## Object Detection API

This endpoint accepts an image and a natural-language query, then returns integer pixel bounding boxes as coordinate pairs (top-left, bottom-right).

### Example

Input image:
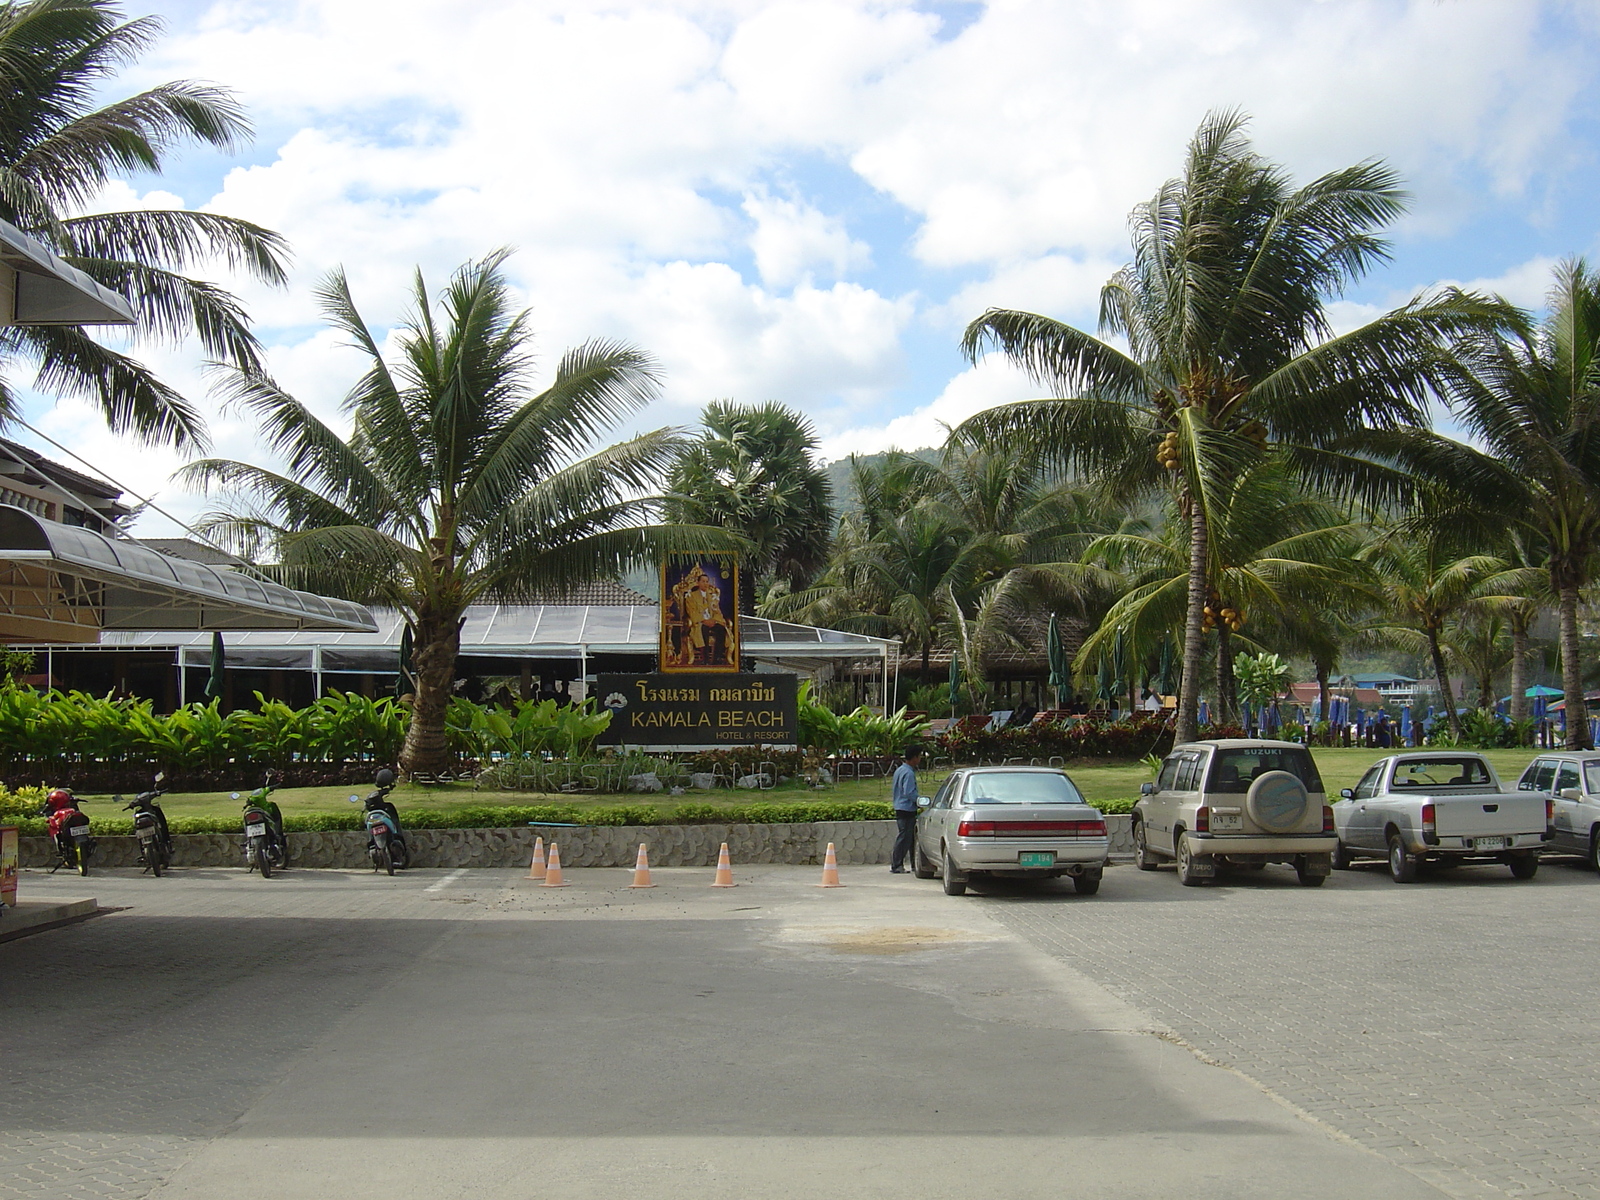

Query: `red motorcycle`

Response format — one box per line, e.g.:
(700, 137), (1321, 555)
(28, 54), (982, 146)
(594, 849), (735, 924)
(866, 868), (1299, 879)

(41, 788), (94, 876)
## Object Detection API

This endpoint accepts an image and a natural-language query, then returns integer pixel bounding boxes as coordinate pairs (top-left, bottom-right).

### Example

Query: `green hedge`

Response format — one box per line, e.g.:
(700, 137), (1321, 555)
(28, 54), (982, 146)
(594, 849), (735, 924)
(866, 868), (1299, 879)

(6, 797), (1139, 837)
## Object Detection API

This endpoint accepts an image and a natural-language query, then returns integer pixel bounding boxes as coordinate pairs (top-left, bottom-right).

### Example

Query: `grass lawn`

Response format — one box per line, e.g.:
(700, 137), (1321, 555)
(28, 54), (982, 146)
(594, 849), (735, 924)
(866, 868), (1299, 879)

(76, 744), (1547, 824)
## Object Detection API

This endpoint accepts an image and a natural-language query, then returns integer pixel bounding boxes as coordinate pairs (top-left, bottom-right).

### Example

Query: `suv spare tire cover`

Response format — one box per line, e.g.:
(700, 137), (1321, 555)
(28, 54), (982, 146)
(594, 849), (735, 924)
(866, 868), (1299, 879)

(1245, 770), (1310, 833)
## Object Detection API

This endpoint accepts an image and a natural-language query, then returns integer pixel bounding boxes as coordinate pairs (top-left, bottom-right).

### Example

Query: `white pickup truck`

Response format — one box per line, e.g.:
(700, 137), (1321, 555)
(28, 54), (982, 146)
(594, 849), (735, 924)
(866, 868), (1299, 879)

(1330, 752), (1552, 883)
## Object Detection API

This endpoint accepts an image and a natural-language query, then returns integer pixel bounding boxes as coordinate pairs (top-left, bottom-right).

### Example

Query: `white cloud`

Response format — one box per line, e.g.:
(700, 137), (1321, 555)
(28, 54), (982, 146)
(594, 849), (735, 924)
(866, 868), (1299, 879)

(818, 359), (1041, 459)
(742, 189), (870, 288)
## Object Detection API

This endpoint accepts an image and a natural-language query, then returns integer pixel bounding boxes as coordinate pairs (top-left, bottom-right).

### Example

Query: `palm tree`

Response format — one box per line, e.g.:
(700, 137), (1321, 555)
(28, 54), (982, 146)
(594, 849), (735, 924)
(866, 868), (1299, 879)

(959, 110), (1510, 743)
(0, 0), (287, 447)
(1359, 530), (1508, 740)
(181, 252), (720, 773)
(1445, 612), (1514, 711)
(666, 401), (833, 609)
(1074, 459), (1368, 725)
(1445, 259), (1600, 749)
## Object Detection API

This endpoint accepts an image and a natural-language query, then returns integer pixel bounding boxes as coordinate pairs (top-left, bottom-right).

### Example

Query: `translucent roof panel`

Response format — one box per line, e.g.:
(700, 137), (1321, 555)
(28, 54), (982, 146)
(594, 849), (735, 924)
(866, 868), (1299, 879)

(80, 603), (892, 663)
(0, 505), (376, 632)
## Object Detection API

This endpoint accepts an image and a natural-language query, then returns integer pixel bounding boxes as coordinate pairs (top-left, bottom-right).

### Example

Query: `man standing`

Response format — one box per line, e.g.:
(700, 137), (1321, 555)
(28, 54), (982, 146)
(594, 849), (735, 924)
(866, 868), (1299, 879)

(890, 745), (924, 874)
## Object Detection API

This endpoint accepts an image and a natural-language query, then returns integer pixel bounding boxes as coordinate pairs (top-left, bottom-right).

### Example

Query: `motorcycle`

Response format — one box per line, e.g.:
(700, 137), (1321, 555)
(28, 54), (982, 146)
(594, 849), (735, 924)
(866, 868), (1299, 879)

(235, 776), (287, 877)
(351, 768), (408, 875)
(117, 772), (174, 877)
(40, 788), (94, 876)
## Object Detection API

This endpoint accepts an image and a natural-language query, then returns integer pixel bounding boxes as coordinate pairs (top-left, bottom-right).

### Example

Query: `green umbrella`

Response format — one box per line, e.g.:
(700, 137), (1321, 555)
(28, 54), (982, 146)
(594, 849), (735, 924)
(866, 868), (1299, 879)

(1095, 653), (1116, 710)
(394, 623), (414, 699)
(948, 655), (961, 716)
(1109, 630), (1129, 712)
(1046, 613), (1071, 707)
(202, 631), (225, 702)
(1156, 636), (1178, 695)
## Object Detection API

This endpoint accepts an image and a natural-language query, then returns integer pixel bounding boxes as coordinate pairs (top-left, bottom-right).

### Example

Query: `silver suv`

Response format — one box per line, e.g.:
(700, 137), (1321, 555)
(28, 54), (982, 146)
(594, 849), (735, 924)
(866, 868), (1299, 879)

(1132, 739), (1336, 887)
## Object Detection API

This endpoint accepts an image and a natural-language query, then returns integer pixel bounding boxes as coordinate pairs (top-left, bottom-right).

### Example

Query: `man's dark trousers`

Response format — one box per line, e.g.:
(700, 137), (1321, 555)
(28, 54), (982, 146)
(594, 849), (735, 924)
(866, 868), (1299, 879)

(892, 809), (917, 870)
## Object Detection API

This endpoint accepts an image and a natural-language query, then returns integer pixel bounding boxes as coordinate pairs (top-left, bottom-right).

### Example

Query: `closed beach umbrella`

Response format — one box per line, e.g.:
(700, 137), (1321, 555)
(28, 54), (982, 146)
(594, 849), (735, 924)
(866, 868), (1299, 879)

(1046, 614), (1070, 707)
(1156, 637), (1178, 696)
(948, 655), (961, 715)
(395, 622), (414, 699)
(203, 631), (225, 702)
(1400, 705), (1412, 744)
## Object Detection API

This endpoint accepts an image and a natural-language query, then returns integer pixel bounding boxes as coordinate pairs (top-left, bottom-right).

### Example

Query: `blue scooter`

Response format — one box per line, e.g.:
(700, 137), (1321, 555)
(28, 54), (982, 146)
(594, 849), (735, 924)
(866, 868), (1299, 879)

(351, 768), (408, 875)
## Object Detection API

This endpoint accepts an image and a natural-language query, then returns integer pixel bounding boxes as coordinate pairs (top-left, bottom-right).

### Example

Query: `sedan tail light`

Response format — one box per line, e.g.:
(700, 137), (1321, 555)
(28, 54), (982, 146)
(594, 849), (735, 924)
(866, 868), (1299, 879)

(957, 819), (1107, 837)
(1421, 803), (1436, 836)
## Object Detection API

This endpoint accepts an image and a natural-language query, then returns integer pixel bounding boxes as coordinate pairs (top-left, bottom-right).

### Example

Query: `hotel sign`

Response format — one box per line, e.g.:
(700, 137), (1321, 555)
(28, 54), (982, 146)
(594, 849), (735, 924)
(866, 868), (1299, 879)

(595, 673), (797, 746)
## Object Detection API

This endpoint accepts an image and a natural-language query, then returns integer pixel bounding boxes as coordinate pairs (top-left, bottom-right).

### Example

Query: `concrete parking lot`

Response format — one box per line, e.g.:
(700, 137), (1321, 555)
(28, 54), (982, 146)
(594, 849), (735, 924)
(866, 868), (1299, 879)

(2, 855), (1594, 1199)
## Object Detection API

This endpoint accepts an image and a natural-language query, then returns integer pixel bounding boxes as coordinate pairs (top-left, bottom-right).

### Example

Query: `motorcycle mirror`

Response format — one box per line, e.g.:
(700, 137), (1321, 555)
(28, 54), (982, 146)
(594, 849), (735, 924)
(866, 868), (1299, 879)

(231, 792), (241, 800)
(154, 771), (166, 783)
(348, 794), (361, 803)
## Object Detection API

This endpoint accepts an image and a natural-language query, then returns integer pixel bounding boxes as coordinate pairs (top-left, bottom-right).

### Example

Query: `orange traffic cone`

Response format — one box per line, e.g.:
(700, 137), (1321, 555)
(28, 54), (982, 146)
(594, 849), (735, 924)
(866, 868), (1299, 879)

(628, 842), (656, 888)
(527, 835), (547, 880)
(710, 841), (736, 887)
(540, 841), (570, 887)
(817, 841), (843, 888)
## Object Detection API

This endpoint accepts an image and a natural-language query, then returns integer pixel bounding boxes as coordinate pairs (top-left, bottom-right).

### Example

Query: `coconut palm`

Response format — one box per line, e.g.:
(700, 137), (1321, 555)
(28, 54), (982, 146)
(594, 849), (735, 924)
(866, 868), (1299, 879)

(1358, 529), (1512, 740)
(1074, 460), (1368, 725)
(181, 252), (721, 773)
(1443, 259), (1600, 748)
(666, 400), (833, 608)
(0, 0), (288, 447)
(959, 109), (1511, 743)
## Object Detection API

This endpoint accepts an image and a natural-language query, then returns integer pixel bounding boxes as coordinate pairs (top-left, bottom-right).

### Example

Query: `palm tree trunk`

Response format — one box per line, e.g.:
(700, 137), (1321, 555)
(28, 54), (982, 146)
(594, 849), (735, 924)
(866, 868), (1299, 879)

(1557, 580), (1591, 751)
(1217, 624), (1238, 727)
(1427, 626), (1461, 739)
(1174, 497), (1209, 744)
(400, 608), (463, 775)
(1315, 658), (1332, 744)
(1510, 611), (1530, 726)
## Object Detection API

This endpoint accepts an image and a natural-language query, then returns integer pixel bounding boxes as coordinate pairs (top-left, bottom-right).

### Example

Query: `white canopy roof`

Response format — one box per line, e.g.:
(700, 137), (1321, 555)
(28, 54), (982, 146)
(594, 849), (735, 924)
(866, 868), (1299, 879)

(0, 505), (376, 634)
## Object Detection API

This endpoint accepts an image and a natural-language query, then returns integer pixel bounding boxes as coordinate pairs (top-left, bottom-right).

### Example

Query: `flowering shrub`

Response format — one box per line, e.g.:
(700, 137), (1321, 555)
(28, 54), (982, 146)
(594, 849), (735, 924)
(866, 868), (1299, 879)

(937, 713), (1173, 763)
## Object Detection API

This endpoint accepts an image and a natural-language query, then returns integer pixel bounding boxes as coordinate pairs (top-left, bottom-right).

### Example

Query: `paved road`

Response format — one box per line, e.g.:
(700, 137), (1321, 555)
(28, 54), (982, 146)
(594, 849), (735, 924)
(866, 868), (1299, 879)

(2, 861), (1443, 1200)
(978, 853), (1600, 1200)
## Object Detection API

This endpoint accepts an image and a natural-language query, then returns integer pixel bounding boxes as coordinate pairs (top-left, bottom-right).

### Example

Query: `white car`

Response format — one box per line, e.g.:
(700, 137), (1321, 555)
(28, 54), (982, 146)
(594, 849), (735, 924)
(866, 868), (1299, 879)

(1515, 753), (1600, 870)
(914, 766), (1109, 895)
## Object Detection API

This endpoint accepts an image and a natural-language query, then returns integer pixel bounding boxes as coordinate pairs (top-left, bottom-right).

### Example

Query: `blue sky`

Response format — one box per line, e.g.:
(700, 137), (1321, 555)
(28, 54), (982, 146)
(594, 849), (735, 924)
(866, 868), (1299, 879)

(16, 0), (1600, 534)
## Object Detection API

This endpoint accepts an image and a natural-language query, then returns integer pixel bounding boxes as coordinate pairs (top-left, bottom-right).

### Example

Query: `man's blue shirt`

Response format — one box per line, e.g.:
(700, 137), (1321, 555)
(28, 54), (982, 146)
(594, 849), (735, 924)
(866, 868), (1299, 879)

(891, 761), (919, 811)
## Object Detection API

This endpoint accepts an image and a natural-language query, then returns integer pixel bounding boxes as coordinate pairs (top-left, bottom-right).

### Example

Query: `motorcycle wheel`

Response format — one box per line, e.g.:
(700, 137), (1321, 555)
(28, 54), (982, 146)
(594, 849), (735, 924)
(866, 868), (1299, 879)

(149, 844), (163, 877)
(76, 846), (90, 876)
(257, 844), (273, 879)
(374, 845), (392, 875)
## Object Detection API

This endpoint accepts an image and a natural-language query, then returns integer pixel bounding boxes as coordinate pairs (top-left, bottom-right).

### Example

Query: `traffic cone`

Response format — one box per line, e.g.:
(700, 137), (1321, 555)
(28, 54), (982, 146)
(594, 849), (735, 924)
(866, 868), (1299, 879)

(710, 841), (736, 887)
(628, 842), (656, 888)
(526, 835), (547, 880)
(817, 841), (843, 888)
(540, 841), (570, 887)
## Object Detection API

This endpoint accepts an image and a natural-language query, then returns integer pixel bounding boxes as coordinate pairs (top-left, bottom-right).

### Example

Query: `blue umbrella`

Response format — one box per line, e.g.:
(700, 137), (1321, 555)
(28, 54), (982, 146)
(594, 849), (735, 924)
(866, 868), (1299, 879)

(1199, 700), (1209, 726)
(1533, 694), (1548, 721)
(1400, 705), (1412, 744)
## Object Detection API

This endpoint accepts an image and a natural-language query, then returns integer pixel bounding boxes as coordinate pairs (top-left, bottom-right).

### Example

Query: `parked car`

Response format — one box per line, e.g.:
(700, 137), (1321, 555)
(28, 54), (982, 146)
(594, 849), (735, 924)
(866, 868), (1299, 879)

(1331, 752), (1550, 883)
(1132, 739), (1335, 887)
(1513, 753), (1600, 870)
(914, 766), (1109, 896)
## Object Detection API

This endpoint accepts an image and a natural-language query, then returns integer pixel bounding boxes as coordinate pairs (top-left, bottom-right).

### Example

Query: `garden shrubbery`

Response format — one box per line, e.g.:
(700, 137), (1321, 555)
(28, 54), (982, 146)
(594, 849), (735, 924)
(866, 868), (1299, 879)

(937, 712), (1174, 762)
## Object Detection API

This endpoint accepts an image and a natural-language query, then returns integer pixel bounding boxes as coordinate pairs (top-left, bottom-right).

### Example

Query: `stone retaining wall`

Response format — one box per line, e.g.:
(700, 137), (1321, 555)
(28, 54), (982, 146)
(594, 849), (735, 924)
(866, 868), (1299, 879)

(20, 815), (1133, 870)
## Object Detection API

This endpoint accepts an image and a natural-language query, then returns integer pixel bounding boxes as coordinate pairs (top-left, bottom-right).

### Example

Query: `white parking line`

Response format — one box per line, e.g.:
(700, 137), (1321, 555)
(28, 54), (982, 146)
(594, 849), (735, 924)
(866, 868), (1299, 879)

(424, 868), (468, 893)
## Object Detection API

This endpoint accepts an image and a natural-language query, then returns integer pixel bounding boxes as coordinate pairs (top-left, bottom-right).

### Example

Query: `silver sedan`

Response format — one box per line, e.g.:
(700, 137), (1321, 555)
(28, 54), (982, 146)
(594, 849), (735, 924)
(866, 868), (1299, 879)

(914, 766), (1109, 895)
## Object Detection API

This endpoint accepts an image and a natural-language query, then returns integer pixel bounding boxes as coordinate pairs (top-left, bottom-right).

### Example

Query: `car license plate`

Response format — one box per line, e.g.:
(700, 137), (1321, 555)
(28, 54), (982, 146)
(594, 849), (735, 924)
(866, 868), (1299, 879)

(69, 826), (89, 838)
(1019, 851), (1055, 867)
(1211, 812), (1242, 831)
(1472, 836), (1505, 850)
